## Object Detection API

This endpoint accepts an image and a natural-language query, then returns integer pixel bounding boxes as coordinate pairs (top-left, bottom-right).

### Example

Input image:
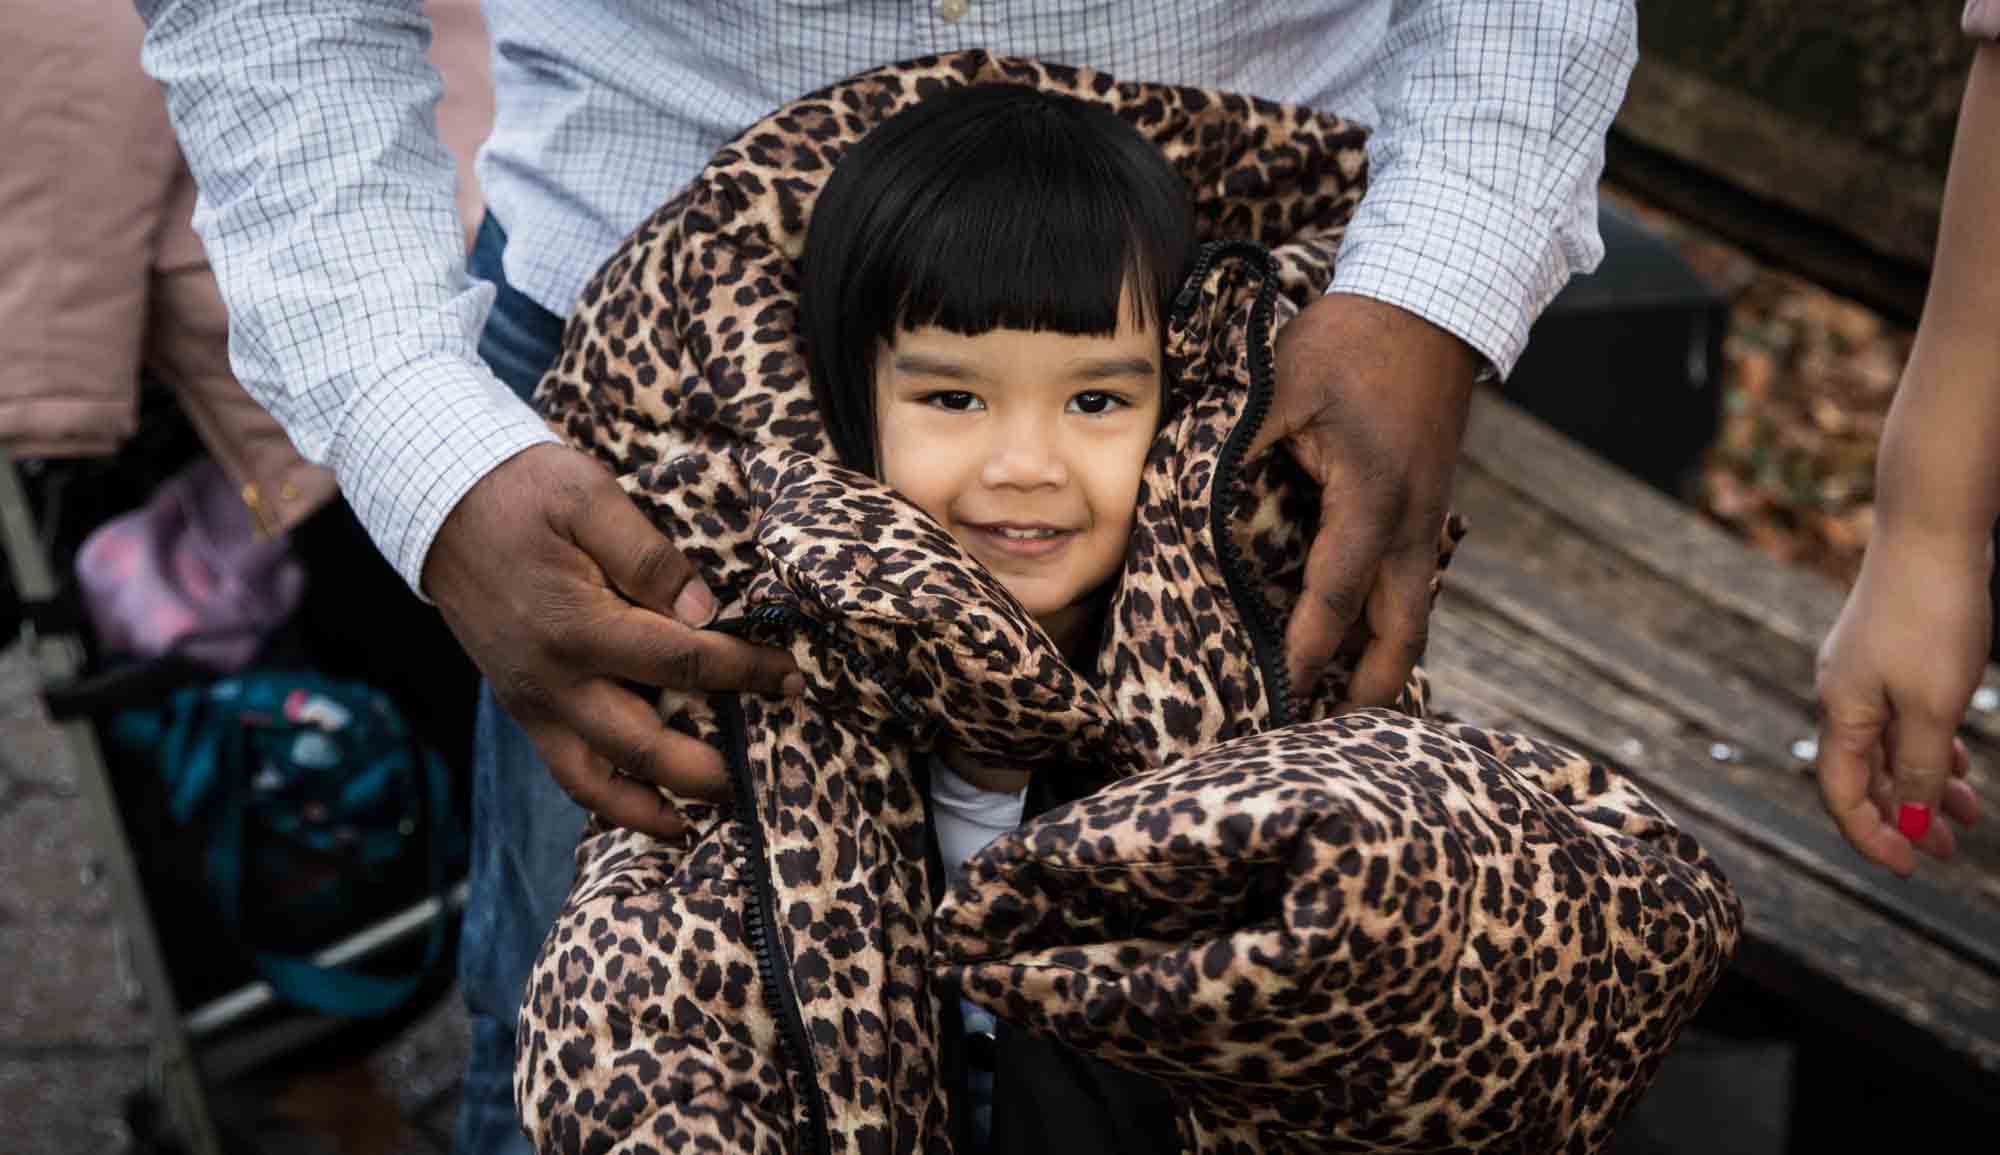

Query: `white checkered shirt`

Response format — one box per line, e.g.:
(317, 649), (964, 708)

(137, 0), (1636, 591)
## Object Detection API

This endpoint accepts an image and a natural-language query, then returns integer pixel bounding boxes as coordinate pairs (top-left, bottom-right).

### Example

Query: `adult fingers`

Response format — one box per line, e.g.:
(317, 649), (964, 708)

(568, 473), (718, 626)
(1287, 496), (1395, 697)
(529, 720), (690, 839)
(565, 478), (800, 695)
(577, 601), (801, 696)
(1341, 548), (1435, 710)
(563, 678), (733, 806)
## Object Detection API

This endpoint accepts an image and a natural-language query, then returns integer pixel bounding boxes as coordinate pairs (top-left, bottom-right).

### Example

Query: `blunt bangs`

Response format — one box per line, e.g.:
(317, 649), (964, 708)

(801, 83), (1194, 474)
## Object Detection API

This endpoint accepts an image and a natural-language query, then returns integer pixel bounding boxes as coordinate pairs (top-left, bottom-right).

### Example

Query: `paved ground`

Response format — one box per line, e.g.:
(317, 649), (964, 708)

(0, 643), (466, 1155)
(0, 638), (1794, 1154)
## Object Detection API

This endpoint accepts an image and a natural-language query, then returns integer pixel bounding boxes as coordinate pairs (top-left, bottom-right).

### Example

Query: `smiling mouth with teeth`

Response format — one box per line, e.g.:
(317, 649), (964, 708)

(991, 526), (1065, 540)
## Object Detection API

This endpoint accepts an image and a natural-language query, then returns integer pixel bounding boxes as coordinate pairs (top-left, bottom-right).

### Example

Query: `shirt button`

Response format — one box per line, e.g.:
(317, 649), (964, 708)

(939, 0), (969, 23)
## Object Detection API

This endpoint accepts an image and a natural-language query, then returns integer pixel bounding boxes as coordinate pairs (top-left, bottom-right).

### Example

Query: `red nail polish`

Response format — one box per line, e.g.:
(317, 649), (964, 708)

(1897, 803), (1933, 840)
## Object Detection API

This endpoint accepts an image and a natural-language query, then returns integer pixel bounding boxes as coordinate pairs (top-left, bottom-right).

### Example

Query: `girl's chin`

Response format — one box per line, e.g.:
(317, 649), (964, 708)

(1007, 588), (1098, 646)
(999, 584), (1077, 621)
(990, 564), (1116, 635)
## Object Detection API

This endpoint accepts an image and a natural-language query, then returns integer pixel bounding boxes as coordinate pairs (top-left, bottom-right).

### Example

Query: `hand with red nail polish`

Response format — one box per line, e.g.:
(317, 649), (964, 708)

(1813, 523), (1988, 876)
(1814, 522), (1986, 876)
(1813, 41), (2000, 876)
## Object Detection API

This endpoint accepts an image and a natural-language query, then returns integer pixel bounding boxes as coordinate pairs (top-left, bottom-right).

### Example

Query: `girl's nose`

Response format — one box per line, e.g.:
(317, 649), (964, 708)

(979, 437), (1069, 490)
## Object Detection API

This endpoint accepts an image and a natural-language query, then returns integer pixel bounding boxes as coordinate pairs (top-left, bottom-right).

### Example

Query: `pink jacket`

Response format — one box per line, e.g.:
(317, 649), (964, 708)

(0, 0), (493, 535)
(1971, 1), (2000, 39)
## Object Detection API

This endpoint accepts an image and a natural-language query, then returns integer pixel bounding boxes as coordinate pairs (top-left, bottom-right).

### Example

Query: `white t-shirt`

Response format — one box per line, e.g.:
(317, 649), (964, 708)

(932, 758), (1029, 885)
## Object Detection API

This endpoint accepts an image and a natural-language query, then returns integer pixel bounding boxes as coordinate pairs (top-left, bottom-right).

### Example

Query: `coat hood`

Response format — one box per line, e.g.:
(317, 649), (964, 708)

(535, 50), (1386, 780)
(521, 52), (1737, 1155)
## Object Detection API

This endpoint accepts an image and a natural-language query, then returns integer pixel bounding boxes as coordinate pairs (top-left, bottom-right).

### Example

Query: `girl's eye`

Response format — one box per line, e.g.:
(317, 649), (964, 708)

(1069, 391), (1127, 415)
(921, 390), (983, 412)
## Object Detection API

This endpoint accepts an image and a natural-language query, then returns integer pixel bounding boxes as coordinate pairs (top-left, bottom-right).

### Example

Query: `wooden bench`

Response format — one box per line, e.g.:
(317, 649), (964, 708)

(1431, 389), (2000, 1142)
(1607, 3), (1979, 327)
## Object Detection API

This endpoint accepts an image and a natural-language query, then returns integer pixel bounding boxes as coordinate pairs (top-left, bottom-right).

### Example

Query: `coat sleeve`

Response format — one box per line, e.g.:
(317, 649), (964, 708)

(935, 713), (1741, 1154)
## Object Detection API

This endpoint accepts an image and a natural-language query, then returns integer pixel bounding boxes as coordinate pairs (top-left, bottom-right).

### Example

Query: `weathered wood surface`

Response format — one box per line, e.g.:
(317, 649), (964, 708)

(1429, 390), (2000, 1102)
(1608, 1), (1978, 321)
(1618, 1), (1975, 268)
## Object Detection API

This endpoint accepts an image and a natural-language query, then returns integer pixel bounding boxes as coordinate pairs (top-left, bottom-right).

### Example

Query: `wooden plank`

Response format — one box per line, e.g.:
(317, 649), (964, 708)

(1458, 389), (2000, 758)
(1437, 394), (2000, 1091)
(1448, 464), (2000, 824)
(1460, 389), (1842, 648)
(1605, 3), (1976, 320)
(1431, 577), (2000, 973)
(1449, 467), (1809, 704)
(1657, 811), (2000, 1108)
(1441, 530), (2000, 852)
(1426, 604), (2000, 1086)
(1604, 133), (1931, 327)
(1614, 56), (1946, 272)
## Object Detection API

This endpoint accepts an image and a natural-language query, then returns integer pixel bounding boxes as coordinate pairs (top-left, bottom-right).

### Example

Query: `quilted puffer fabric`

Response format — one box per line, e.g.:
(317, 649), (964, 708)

(516, 51), (1740, 1155)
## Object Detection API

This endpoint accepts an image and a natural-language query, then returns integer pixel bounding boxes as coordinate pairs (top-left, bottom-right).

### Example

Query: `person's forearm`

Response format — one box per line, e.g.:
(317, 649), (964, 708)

(136, 0), (555, 588)
(1876, 42), (2000, 542)
(1328, 0), (1638, 377)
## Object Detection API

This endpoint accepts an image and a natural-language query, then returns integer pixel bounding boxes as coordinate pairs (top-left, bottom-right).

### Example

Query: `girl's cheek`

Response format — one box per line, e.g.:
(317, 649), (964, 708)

(879, 437), (964, 515)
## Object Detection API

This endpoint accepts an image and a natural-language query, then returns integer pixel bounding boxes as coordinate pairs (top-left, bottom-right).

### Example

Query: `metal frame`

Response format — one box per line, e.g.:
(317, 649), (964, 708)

(0, 450), (465, 1152)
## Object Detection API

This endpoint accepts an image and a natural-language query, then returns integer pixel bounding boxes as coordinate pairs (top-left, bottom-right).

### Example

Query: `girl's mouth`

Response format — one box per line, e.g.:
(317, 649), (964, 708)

(966, 522), (1080, 558)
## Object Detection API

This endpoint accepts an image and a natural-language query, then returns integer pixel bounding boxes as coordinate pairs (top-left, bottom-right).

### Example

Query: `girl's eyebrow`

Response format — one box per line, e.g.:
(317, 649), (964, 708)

(890, 352), (982, 381)
(1071, 356), (1158, 380)
(890, 352), (1156, 381)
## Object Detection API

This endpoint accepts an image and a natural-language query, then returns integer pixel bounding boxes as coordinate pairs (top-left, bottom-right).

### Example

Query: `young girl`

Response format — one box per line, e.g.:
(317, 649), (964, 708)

(799, 78), (1188, 870)
(520, 55), (1740, 1155)
(800, 81), (1193, 1149)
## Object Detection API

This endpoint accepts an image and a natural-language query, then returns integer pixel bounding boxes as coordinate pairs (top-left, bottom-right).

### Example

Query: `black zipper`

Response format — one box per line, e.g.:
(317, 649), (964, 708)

(710, 600), (931, 1155)
(714, 691), (830, 1155)
(1179, 239), (1298, 730)
(722, 602), (930, 726)
(710, 280), (1295, 1134)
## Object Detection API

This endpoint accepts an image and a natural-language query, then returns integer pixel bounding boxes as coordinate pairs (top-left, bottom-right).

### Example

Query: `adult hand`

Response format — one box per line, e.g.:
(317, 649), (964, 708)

(423, 444), (801, 836)
(1256, 292), (1479, 708)
(1815, 526), (1986, 875)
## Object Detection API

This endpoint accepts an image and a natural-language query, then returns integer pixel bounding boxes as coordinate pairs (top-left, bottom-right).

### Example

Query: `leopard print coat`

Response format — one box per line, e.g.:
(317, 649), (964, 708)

(516, 52), (1741, 1155)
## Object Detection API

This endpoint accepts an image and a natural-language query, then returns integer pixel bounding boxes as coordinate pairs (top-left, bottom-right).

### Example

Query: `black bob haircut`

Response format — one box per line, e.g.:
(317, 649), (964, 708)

(800, 82), (1196, 476)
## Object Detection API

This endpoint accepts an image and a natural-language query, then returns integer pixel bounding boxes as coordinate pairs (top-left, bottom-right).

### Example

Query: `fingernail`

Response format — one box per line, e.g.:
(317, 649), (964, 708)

(673, 580), (716, 626)
(782, 673), (805, 696)
(1897, 803), (1933, 840)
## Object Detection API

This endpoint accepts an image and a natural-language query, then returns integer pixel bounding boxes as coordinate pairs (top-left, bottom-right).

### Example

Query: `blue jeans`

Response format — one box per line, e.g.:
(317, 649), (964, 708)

(453, 215), (586, 1155)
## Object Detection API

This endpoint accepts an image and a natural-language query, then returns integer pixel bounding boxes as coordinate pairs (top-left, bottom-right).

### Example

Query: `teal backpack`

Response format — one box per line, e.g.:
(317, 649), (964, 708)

(108, 671), (465, 1017)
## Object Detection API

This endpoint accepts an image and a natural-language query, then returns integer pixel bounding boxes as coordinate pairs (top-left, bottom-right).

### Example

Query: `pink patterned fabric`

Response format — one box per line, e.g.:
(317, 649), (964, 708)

(76, 458), (305, 671)
(1970, 1), (2000, 40)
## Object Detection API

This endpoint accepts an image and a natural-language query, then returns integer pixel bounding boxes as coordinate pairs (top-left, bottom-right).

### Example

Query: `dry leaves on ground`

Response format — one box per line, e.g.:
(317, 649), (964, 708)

(1603, 186), (1912, 588)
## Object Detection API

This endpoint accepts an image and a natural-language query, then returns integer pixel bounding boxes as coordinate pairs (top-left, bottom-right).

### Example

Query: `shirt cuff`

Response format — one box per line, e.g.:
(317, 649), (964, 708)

(329, 353), (561, 598)
(1329, 167), (1600, 380)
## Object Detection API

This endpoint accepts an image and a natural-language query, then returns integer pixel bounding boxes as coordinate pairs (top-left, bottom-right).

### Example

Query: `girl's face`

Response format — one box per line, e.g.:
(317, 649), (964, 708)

(874, 287), (1162, 647)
